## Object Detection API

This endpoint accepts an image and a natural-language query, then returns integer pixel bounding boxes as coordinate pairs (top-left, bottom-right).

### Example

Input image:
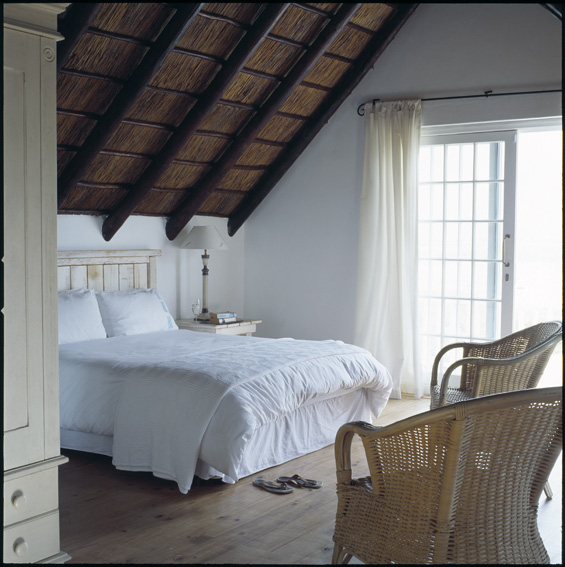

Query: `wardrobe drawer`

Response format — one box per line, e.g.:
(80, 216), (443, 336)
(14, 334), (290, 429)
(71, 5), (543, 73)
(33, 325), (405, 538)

(4, 467), (58, 526)
(3, 511), (60, 564)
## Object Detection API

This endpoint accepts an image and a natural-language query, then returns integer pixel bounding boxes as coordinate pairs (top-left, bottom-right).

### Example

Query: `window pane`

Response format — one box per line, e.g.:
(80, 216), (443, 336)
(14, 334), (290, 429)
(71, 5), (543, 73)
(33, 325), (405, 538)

(420, 334), (442, 374)
(431, 145), (444, 181)
(419, 223), (430, 258)
(444, 299), (457, 335)
(474, 222), (502, 260)
(429, 183), (444, 220)
(445, 145), (459, 181)
(445, 222), (472, 259)
(445, 261), (472, 298)
(445, 183), (473, 220)
(457, 301), (471, 336)
(476, 142), (503, 180)
(429, 222), (443, 258)
(418, 260), (430, 295)
(472, 301), (500, 340)
(446, 144), (473, 181)
(418, 294), (429, 322)
(427, 298), (442, 334)
(419, 184), (431, 219)
(419, 146), (431, 182)
(444, 299), (471, 336)
(419, 259), (443, 297)
(444, 184), (458, 220)
(475, 182), (503, 220)
(459, 144), (474, 181)
(420, 297), (442, 336)
(473, 262), (501, 300)
(428, 260), (442, 296)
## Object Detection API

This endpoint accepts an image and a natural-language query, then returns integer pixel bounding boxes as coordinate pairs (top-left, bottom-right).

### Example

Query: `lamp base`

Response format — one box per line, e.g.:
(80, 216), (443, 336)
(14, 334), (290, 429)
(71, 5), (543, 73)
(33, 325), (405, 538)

(197, 312), (210, 321)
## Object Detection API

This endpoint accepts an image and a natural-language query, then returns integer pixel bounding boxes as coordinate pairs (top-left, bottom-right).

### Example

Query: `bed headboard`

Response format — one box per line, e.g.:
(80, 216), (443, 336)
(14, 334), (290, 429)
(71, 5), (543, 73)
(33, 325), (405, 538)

(57, 249), (161, 291)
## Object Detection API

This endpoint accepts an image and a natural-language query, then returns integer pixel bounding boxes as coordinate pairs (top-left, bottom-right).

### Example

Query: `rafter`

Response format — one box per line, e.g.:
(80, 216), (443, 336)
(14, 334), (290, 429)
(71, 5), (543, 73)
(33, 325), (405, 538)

(57, 4), (204, 208)
(57, 3), (103, 71)
(102, 3), (289, 241)
(165, 2), (363, 241)
(227, 4), (419, 236)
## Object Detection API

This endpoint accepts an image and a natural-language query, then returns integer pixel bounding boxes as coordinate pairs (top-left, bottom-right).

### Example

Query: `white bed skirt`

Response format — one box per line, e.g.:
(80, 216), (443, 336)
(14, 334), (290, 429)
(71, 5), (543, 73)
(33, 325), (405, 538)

(61, 389), (371, 485)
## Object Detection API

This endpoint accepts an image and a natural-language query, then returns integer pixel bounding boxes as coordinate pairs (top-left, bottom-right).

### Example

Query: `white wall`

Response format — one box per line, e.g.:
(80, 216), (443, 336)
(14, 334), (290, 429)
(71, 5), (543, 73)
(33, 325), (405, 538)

(244, 3), (562, 341)
(57, 215), (245, 320)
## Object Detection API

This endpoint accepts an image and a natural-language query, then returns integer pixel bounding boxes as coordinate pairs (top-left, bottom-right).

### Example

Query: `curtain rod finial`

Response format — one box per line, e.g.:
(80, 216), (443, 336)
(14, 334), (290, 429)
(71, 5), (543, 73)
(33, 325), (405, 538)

(358, 98), (381, 116)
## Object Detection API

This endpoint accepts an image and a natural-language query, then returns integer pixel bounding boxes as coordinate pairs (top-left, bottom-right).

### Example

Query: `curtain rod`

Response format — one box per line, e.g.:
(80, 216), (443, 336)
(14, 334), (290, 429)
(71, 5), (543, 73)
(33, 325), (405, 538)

(357, 89), (562, 116)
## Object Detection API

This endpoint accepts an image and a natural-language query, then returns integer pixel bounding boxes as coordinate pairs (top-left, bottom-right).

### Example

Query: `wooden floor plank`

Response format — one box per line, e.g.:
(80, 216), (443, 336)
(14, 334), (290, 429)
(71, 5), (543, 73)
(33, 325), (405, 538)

(59, 396), (562, 564)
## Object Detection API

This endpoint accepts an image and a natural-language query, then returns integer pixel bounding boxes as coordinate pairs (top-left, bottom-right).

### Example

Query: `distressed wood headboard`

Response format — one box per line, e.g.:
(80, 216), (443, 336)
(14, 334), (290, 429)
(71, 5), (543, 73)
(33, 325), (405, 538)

(57, 249), (161, 291)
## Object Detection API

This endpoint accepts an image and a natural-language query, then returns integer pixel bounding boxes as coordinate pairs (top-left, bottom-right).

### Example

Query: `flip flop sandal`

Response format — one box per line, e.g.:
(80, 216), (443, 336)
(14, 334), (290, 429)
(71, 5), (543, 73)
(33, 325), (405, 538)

(253, 479), (294, 494)
(276, 474), (323, 489)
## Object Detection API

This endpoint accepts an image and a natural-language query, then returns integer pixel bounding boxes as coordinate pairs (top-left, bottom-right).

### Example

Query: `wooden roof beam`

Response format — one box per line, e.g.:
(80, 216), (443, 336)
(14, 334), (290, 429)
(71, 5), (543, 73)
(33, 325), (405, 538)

(102, 3), (289, 241)
(57, 3), (103, 71)
(165, 3), (363, 241)
(57, 4), (204, 208)
(227, 4), (419, 237)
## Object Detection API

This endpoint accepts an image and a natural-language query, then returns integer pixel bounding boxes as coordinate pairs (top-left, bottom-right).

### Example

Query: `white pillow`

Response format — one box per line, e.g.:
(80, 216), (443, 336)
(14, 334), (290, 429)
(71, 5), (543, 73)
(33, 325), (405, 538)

(96, 289), (178, 337)
(58, 288), (107, 344)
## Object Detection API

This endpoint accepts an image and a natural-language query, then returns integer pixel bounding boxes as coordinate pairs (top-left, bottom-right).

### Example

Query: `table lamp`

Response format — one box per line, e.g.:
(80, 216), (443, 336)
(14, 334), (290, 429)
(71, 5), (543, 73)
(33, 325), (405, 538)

(181, 225), (227, 320)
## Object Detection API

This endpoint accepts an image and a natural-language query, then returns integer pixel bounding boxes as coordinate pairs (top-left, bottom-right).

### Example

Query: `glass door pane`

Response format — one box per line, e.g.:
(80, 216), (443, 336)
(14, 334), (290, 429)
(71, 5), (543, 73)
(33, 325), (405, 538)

(514, 128), (563, 386)
(418, 131), (517, 384)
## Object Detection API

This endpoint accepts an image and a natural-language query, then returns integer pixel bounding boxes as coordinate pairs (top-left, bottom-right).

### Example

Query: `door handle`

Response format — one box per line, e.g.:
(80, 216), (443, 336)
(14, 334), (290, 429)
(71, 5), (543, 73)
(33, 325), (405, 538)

(502, 234), (510, 267)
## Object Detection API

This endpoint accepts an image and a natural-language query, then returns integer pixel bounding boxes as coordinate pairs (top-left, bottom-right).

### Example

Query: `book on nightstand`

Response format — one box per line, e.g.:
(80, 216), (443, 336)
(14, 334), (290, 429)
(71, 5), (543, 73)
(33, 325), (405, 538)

(210, 312), (238, 324)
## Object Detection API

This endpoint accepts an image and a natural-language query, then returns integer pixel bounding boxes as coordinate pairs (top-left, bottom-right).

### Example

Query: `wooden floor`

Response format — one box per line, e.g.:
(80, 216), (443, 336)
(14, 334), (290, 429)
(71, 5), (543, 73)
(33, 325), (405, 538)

(58, 396), (562, 564)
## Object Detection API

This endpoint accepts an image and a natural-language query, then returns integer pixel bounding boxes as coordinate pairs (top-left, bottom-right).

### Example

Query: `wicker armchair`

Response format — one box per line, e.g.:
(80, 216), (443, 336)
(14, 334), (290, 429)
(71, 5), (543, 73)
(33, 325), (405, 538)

(332, 387), (562, 565)
(430, 321), (562, 410)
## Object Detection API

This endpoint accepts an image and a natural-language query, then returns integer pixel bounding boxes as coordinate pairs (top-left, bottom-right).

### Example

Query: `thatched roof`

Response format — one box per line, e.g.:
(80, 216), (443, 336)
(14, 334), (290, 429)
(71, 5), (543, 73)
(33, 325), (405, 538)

(56, 3), (417, 240)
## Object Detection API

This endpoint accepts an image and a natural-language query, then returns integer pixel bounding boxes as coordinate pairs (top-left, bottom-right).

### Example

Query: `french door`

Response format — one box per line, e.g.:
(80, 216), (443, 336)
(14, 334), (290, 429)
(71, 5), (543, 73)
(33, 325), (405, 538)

(417, 131), (517, 379)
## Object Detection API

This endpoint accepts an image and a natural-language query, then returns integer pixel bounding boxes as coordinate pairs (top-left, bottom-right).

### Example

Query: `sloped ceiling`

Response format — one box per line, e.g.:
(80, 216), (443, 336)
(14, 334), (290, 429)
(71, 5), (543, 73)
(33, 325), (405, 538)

(56, 3), (417, 240)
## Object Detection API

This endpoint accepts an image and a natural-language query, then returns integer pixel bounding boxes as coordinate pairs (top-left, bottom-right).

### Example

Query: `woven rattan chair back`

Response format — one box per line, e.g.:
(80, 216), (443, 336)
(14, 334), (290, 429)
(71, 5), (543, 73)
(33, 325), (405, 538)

(333, 387), (562, 565)
(430, 321), (562, 409)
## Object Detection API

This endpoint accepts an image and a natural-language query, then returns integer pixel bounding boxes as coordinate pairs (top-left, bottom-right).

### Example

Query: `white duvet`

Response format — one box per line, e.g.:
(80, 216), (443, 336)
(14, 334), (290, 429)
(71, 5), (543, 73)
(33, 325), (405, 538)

(59, 330), (392, 493)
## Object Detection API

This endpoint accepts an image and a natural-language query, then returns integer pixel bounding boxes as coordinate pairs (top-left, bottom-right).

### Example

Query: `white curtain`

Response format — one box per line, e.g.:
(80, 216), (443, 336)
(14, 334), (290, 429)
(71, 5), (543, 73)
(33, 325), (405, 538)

(355, 100), (423, 399)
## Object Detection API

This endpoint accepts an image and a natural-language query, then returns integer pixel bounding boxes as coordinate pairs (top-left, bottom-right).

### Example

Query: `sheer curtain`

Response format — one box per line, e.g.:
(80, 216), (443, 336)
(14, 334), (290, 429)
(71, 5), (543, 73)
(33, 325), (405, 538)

(354, 100), (423, 398)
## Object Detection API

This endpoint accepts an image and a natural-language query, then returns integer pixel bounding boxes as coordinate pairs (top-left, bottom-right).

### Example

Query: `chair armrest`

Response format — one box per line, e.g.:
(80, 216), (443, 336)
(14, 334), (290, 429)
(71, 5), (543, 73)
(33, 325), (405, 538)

(430, 342), (471, 386)
(437, 354), (518, 403)
(335, 407), (459, 490)
(436, 357), (484, 404)
(334, 421), (383, 483)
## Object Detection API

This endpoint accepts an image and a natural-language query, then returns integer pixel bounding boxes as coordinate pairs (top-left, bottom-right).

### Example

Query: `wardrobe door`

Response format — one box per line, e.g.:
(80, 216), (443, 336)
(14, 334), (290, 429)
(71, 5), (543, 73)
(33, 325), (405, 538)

(3, 27), (47, 471)
(3, 4), (70, 563)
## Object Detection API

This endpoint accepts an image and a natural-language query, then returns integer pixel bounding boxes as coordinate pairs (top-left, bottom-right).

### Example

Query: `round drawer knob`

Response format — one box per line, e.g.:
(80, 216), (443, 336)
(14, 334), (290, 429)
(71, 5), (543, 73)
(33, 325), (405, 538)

(12, 491), (27, 509)
(14, 538), (29, 556)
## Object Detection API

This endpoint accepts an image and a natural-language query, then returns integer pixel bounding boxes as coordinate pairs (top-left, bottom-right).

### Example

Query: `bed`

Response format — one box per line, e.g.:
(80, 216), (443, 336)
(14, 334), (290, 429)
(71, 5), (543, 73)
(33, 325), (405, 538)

(57, 249), (393, 493)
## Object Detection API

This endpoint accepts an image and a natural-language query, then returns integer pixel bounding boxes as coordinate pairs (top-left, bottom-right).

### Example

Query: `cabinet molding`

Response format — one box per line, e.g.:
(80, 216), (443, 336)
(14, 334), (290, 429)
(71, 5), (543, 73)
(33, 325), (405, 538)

(3, 4), (67, 40)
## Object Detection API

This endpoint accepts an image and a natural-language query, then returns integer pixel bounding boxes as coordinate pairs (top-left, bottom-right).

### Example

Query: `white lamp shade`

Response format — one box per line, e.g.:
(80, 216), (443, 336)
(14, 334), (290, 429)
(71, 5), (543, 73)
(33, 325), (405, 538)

(181, 225), (227, 250)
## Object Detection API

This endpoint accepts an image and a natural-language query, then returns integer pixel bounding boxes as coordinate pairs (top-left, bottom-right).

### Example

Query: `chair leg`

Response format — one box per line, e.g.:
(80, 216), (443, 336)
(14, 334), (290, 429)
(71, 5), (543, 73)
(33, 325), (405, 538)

(332, 543), (352, 565)
(543, 481), (553, 499)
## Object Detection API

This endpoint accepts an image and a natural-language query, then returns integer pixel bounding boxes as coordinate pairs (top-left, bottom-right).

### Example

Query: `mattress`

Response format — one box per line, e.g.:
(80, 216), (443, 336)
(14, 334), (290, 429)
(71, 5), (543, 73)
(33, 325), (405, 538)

(59, 330), (392, 492)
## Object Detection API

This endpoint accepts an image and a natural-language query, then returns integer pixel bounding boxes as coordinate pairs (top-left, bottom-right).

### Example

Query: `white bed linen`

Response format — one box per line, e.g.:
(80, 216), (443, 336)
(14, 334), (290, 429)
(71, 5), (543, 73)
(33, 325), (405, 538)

(59, 330), (392, 493)
(60, 388), (371, 482)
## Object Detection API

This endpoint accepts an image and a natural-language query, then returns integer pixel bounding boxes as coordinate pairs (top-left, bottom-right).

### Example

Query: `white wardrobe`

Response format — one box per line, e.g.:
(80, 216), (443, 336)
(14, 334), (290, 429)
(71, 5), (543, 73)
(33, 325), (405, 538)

(3, 3), (70, 563)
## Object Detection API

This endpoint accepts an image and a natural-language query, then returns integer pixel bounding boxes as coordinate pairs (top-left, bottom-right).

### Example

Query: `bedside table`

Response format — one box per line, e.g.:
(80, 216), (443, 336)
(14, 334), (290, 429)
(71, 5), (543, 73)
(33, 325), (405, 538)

(176, 318), (262, 336)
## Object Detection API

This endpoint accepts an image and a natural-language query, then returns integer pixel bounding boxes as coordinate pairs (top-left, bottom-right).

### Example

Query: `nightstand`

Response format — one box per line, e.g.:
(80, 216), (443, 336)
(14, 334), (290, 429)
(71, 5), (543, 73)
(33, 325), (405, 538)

(176, 318), (262, 336)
